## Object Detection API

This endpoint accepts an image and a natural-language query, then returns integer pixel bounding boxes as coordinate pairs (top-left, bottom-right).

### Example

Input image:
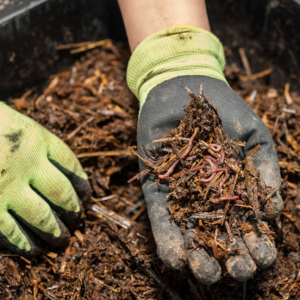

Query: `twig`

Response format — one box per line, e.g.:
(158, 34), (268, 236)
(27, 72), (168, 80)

(152, 137), (190, 143)
(92, 204), (132, 229)
(246, 145), (261, 158)
(77, 150), (132, 158)
(225, 221), (233, 243)
(238, 48), (252, 77)
(284, 82), (293, 105)
(66, 116), (94, 140)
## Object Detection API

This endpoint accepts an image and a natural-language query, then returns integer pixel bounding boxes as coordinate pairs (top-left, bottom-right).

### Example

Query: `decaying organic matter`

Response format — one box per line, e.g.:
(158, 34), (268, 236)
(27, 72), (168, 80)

(0, 41), (300, 299)
(130, 84), (277, 261)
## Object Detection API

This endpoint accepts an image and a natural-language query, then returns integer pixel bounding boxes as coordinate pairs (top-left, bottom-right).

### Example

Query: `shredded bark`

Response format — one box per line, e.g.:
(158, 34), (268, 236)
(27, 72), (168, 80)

(0, 41), (300, 299)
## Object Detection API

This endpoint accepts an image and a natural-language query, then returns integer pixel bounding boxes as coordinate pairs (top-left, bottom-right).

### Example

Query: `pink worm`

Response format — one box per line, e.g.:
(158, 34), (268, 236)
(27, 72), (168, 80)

(158, 159), (179, 179)
(181, 128), (198, 159)
(200, 158), (220, 183)
(228, 199), (244, 214)
(180, 165), (206, 176)
(216, 172), (230, 197)
(216, 196), (240, 201)
(209, 144), (222, 152)
(158, 128), (198, 179)
(200, 173), (216, 183)
(205, 157), (217, 169)
(212, 168), (227, 173)
(205, 156), (218, 164)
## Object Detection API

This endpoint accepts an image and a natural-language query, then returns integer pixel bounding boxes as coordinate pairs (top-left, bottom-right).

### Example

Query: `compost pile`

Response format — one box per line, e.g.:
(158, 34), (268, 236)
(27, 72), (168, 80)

(0, 41), (300, 299)
(130, 85), (275, 254)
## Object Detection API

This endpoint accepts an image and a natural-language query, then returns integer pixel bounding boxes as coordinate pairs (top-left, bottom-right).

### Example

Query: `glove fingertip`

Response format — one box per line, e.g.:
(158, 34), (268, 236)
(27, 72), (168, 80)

(49, 159), (91, 202)
(264, 193), (283, 221)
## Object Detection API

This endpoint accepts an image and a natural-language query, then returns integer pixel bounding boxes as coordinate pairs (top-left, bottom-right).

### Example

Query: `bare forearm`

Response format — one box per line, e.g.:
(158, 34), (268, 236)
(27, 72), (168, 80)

(118, 0), (210, 51)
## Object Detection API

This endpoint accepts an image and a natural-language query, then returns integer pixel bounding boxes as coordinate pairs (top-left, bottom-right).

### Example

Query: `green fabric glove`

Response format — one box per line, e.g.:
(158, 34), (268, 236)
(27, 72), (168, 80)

(0, 102), (91, 257)
(127, 26), (227, 109)
(127, 26), (282, 284)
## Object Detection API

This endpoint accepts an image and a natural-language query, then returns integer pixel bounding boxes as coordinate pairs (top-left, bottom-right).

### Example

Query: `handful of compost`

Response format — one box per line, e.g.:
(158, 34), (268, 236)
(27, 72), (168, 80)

(130, 84), (277, 260)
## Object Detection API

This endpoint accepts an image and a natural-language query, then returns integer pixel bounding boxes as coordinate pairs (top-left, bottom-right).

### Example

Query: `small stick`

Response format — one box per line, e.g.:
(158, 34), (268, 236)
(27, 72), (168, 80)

(189, 213), (223, 220)
(264, 188), (277, 201)
(284, 82), (293, 105)
(238, 48), (252, 77)
(92, 204), (132, 229)
(230, 167), (240, 196)
(246, 145), (261, 158)
(141, 145), (156, 160)
(216, 196), (240, 202)
(66, 116), (94, 140)
(225, 221), (233, 243)
(152, 137), (190, 143)
(199, 83), (204, 98)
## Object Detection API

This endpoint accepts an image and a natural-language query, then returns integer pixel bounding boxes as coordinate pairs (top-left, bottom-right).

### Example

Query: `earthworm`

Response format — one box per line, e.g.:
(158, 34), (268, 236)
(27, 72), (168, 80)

(205, 157), (217, 169)
(200, 173), (216, 183)
(205, 156), (218, 164)
(216, 172), (230, 197)
(180, 165), (206, 176)
(158, 159), (179, 179)
(237, 186), (248, 198)
(189, 165), (206, 172)
(200, 158), (219, 182)
(238, 188), (261, 199)
(158, 128), (198, 179)
(216, 196), (239, 201)
(228, 199), (245, 214)
(182, 128), (199, 158)
(209, 144), (222, 152)
(235, 199), (244, 205)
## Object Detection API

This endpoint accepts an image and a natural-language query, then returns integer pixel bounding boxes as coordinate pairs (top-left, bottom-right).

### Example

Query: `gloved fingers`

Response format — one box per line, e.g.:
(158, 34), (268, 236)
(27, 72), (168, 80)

(30, 159), (81, 226)
(251, 153), (283, 220)
(242, 220), (276, 269)
(183, 230), (221, 285)
(141, 178), (187, 270)
(0, 211), (44, 257)
(9, 185), (70, 248)
(218, 233), (256, 282)
(46, 132), (91, 202)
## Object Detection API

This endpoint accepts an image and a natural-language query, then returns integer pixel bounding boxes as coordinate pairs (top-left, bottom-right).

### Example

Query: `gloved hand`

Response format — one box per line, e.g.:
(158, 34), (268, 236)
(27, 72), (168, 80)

(127, 27), (283, 284)
(0, 102), (91, 257)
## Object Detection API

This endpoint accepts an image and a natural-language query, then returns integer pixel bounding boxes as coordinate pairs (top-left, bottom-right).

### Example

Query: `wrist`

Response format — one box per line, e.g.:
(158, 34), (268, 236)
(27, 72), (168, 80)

(127, 26), (227, 110)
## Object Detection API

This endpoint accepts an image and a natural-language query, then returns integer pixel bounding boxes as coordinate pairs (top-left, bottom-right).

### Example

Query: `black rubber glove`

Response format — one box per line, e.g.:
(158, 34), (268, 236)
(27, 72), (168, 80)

(137, 76), (282, 283)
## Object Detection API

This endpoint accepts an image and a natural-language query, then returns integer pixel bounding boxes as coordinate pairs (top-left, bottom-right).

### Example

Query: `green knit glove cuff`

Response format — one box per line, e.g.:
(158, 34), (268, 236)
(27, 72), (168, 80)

(127, 26), (228, 109)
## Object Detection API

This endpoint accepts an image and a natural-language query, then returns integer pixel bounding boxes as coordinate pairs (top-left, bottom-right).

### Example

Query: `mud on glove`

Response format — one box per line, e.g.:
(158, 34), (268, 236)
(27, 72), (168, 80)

(0, 102), (91, 257)
(127, 26), (282, 284)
